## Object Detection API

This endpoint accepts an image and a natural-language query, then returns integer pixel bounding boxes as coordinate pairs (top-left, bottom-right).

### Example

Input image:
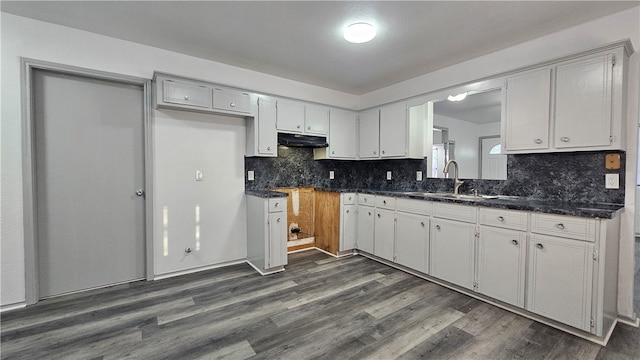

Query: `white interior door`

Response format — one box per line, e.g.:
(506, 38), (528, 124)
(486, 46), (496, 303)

(481, 137), (507, 179)
(34, 69), (146, 298)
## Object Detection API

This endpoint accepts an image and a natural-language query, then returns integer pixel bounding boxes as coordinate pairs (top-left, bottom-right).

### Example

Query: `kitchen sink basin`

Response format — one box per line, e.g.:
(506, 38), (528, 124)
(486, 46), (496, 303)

(425, 193), (486, 201)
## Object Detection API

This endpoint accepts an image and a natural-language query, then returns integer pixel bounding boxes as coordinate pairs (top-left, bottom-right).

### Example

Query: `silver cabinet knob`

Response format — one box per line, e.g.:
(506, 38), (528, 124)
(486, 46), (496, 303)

(332, 151), (335, 155)
(382, 150), (386, 154)
(377, 213), (381, 218)
(556, 223), (565, 230)
(277, 218), (281, 223)
(346, 210), (350, 214)
(364, 198), (367, 202)
(435, 224), (441, 231)
(368, 212), (371, 216)
(136, 189), (145, 196)
(348, 196), (352, 201)
(421, 222), (425, 228)
(230, 102), (235, 107)
(296, 124), (301, 129)
(274, 202), (279, 207)
(498, 216), (504, 222)
(536, 243), (544, 249)
(267, 146), (271, 151)
(560, 137), (570, 142)
(185, 247), (192, 253)
(511, 239), (518, 245)
(184, 95), (190, 101)
(383, 200), (387, 205)
(373, 151), (377, 155)
(534, 138), (542, 144)
(307, 126), (311, 130)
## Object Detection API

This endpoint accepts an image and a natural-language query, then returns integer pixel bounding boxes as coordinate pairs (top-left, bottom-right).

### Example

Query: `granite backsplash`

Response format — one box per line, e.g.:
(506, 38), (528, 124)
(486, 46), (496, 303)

(245, 146), (625, 205)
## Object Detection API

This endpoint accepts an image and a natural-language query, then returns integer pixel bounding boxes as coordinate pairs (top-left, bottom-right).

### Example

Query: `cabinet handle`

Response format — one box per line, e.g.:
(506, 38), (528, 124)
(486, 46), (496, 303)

(382, 150), (386, 154)
(297, 124), (301, 129)
(373, 151), (377, 155)
(497, 216), (504, 222)
(307, 126), (311, 130)
(511, 239), (518, 246)
(368, 212), (372, 216)
(274, 202), (279, 207)
(534, 138), (542, 144)
(364, 198), (367, 202)
(536, 243), (544, 249)
(332, 151), (335, 154)
(560, 137), (570, 142)
(230, 102), (235, 107)
(436, 225), (441, 231)
(383, 200), (387, 205)
(377, 213), (381, 218)
(184, 95), (190, 101)
(421, 222), (425, 228)
(267, 146), (271, 151)
(349, 196), (352, 201)
(277, 218), (281, 223)
(556, 223), (565, 230)
(346, 210), (350, 214)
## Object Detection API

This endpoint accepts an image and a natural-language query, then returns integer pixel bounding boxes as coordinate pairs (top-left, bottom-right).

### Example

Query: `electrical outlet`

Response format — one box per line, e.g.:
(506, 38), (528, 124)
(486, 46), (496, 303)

(386, 171), (392, 180)
(605, 173), (619, 189)
(416, 171), (423, 181)
(329, 171), (335, 179)
(247, 170), (255, 181)
(195, 169), (204, 181)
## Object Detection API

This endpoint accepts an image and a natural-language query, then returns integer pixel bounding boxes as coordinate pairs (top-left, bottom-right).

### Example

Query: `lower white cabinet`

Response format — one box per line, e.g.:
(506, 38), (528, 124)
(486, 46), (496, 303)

(246, 195), (288, 275)
(356, 204), (375, 253)
(527, 234), (594, 332)
(477, 226), (526, 307)
(430, 218), (476, 290)
(374, 208), (395, 261)
(395, 211), (429, 273)
(340, 193), (357, 251)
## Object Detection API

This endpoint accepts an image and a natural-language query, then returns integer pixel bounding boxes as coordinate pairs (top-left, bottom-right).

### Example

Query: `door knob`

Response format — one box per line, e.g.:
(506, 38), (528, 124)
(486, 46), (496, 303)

(136, 189), (145, 196)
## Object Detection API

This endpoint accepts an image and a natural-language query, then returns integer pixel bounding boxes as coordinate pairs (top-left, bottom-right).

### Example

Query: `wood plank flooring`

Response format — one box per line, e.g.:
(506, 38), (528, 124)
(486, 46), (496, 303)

(2, 249), (639, 359)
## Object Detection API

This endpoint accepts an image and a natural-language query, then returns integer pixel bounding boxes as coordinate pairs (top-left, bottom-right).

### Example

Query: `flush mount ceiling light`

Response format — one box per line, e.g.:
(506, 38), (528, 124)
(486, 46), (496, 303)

(447, 92), (468, 102)
(344, 22), (376, 43)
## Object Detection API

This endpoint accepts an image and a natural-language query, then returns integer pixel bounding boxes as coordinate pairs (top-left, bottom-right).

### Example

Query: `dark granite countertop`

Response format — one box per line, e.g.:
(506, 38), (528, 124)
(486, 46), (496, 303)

(245, 190), (288, 198)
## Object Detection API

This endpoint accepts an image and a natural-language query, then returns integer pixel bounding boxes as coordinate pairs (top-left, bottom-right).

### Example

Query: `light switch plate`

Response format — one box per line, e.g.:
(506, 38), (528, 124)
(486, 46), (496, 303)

(605, 173), (619, 189)
(329, 171), (335, 179)
(247, 170), (255, 181)
(416, 171), (423, 181)
(386, 171), (392, 180)
(195, 170), (204, 181)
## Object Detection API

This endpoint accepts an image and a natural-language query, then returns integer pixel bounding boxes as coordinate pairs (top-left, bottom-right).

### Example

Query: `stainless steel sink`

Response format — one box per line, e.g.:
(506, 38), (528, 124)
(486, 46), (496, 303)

(425, 193), (486, 201)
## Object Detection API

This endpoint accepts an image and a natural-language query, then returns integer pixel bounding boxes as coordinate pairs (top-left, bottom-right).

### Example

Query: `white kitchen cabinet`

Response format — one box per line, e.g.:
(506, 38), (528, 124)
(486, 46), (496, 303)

(356, 203), (375, 254)
(246, 195), (288, 275)
(379, 103), (408, 157)
(305, 105), (329, 135)
(503, 44), (629, 153)
(246, 97), (277, 157)
(358, 108), (380, 159)
(395, 211), (429, 274)
(340, 193), (357, 251)
(158, 77), (212, 110)
(477, 226), (526, 307)
(374, 207), (395, 262)
(276, 99), (305, 133)
(430, 217), (476, 290)
(213, 87), (251, 114)
(315, 109), (357, 159)
(503, 68), (552, 151)
(554, 53), (614, 149)
(527, 234), (594, 332)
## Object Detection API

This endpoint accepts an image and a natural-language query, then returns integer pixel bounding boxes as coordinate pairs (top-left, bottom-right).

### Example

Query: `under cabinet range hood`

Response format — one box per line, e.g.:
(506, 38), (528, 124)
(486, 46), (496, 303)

(277, 133), (328, 148)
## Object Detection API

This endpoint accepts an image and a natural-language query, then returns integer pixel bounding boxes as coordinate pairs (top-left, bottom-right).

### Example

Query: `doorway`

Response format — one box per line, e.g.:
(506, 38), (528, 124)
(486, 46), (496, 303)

(24, 61), (150, 301)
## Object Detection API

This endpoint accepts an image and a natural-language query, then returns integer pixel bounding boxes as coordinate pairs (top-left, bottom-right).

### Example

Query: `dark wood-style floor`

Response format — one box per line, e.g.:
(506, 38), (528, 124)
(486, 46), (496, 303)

(2, 249), (639, 360)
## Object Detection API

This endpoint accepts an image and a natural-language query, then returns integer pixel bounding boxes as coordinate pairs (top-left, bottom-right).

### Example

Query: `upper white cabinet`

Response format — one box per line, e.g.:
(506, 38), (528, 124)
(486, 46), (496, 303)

(503, 44), (628, 153)
(212, 87), (251, 114)
(315, 109), (357, 159)
(247, 97), (277, 157)
(305, 105), (330, 135)
(162, 78), (212, 109)
(379, 103), (408, 157)
(358, 108), (380, 159)
(276, 99), (305, 133)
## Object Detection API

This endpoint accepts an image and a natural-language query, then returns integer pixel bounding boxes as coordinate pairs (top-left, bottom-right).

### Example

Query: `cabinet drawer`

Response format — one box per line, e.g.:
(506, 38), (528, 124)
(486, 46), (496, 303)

(213, 88), (251, 114)
(432, 203), (477, 223)
(479, 208), (528, 231)
(342, 193), (356, 205)
(531, 213), (596, 241)
(376, 196), (396, 209)
(268, 198), (286, 213)
(358, 193), (375, 206)
(163, 79), (212, 108)
(396, 198), (431, 215)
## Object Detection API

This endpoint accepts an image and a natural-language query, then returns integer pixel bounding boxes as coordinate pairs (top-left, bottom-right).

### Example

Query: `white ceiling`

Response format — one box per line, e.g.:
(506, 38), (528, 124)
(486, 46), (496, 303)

(2, 1), (638, 95)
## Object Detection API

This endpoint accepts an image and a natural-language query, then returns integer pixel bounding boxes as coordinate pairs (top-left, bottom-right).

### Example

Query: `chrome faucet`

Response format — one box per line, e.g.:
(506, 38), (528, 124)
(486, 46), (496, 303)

(443, 160), (464, 195)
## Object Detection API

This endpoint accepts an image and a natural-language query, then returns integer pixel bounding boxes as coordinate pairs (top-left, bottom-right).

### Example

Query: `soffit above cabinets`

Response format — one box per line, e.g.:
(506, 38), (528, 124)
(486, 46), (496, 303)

(2, 1), (637, 95)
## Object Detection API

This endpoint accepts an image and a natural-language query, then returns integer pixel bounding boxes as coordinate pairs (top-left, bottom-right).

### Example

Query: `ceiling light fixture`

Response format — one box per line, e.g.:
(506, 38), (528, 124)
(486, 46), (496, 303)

(447, 92), (468, 102)
(344, 22), (376, 43)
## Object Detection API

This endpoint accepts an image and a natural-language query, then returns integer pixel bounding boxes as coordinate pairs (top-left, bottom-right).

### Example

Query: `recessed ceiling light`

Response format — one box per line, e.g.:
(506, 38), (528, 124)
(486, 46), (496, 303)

(447, 92), (468, 102)
(344, 22), (376, 43)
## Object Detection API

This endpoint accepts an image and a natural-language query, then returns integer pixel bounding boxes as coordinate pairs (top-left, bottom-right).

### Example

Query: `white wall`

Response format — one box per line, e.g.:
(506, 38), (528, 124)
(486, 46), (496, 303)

(0, 12), (357, 308)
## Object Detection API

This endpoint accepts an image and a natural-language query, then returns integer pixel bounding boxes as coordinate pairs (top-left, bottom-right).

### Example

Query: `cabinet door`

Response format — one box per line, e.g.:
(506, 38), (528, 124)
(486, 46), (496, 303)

(554, 53), (613, 149)
(503, 68), (551, 151)
(257, 98), (277, 156)
(374, 208), (396, 261)
(341, 204), (357, 251)
(356, 206), (375, 253)
(276, 99), (304, 133)
(327, 109), (357, 158)
(162, 79), (212, 109)
(305, 105), (329, 135)
(527, 234), (594, 332)
(396, 212), (429, 273)
(359, 108), (380, 158)
(268, 213), (287, 268)
(430, 218), (475, 290)
(213, 88), (251, 114)
(477, 227), (526, 307)
(379, 103), (407, 157)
